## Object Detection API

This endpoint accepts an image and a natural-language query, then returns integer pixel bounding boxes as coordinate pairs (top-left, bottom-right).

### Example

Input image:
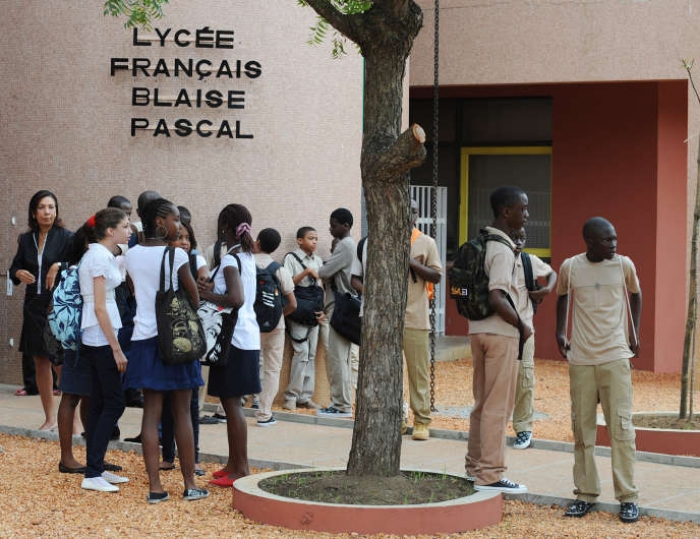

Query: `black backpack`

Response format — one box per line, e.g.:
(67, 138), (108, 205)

(254, 261), (283, 332)
(285, 252), (324, 327)
(448, 229), (514, 320)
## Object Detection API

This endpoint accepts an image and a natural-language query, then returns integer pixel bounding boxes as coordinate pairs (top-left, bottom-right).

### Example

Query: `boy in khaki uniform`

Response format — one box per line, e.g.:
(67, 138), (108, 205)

(556, 216), (641, 523)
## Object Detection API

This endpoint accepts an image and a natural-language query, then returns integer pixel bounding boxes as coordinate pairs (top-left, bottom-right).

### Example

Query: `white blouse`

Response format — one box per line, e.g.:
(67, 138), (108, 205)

(126, 245), (189, 341)
(212, 252), (260, 351)
(79, 243), (123, 347)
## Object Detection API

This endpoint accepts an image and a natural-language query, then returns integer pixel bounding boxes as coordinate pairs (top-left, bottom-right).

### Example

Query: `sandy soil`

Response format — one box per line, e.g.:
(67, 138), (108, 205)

(1, 357), (698, 538)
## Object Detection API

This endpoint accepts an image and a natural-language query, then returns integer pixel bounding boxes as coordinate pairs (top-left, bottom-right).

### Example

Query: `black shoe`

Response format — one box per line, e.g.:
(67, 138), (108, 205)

(110, 426), (120, 441)
(564, 500), (595, 518)
(58, 462), (86, 474)
(619, 502), (639, 523)
(104, 462), (122, 472)
(124, 434), (142, 444)
(199, 415), (220, 425)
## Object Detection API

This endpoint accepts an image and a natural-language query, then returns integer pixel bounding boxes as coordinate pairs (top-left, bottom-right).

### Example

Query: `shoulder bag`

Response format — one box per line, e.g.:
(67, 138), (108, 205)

(156, 247), (206, 365)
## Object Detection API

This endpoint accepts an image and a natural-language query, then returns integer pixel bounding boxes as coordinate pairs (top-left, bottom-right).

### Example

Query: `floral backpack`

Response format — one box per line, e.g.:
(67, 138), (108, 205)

(48, 265), (82, 351)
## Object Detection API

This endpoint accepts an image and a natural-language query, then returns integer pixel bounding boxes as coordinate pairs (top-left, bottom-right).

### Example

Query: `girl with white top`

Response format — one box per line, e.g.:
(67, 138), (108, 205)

(200, 203), (260, 487)
(78, 208), (131, 492)
(124, 198), (208, 503)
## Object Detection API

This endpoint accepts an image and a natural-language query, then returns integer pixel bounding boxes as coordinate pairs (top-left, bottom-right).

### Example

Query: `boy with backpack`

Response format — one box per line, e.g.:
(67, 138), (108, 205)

(452, 186), (532, 494)
(253, 228), (296, 426)
(282, 226), (325, 410)
(317, 208), (356, 418)
(508, 227), (556, 450)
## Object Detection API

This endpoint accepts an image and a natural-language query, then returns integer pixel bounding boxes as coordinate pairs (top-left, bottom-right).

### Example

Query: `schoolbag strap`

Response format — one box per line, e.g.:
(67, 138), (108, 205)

(286, 324), (312, 343)
(357, 236), (368, 263)
(159, 247), (169, 292)
(521, 252), (535, 291)
(209, 244), (241, 282)
(286, 251), (307, 270)
(619, 256), (638, 347)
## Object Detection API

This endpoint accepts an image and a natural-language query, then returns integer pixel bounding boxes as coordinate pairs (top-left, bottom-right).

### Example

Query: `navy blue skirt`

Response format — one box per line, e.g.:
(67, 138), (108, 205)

(207, 346), (261, 399)
(59, 349), (91, 396)
(124, 337), (203, 391)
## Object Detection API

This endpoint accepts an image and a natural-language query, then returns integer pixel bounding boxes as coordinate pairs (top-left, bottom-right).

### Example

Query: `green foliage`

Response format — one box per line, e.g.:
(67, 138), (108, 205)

(104, 0), (169, 30)
(298, 0), (373, 58)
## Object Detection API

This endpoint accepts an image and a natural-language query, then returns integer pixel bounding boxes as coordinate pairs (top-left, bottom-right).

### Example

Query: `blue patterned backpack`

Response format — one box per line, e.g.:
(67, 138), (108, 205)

(48, 265), (82, 351)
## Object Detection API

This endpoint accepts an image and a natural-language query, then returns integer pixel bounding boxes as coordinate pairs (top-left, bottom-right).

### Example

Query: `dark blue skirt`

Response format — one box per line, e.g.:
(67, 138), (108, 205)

(124, 337), (203, 391)
(207, 347), (261, 399)
(59, 349), (91, 397)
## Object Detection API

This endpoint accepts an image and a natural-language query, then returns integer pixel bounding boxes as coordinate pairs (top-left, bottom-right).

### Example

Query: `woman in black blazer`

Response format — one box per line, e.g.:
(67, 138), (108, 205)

(10, 190), (73, 430)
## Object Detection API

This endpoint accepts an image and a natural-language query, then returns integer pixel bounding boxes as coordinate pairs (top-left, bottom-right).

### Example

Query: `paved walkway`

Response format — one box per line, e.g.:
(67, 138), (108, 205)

(1, 384), (698, 524)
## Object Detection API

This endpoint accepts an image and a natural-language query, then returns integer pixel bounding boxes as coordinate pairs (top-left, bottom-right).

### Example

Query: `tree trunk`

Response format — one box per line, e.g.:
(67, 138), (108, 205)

(346, 5), (425, 477)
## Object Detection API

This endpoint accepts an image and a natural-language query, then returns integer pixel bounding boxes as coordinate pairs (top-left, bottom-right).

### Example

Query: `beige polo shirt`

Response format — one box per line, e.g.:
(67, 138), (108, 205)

(467, 226), (520, 339)
(556, 253), (640, 366)
(513, 252), (553, 329)
(405, 232), (442, 330)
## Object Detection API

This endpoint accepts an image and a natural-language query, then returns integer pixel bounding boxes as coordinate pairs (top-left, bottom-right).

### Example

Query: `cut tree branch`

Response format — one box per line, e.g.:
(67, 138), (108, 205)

(363, 124), (426, 182)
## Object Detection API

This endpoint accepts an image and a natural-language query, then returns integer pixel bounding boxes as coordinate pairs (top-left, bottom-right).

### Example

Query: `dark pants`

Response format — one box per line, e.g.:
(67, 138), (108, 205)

(161, 389), (200, 463)
(83, 345), (126, 478)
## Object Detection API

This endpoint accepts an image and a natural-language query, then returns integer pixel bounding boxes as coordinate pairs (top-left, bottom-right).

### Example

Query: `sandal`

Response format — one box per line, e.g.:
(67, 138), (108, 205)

(14, 388), (28, 396)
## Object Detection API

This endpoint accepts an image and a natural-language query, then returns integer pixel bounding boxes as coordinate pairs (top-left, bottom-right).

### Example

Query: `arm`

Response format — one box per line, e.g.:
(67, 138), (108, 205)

(351, 275), (364, 295)
(283, 292), (297, 317)
(528, 269), (557, 303)
(199, 265), (243, 309)
(93, 276), (128, 372)
(555, 294), (570, 358)
(408, 257), (441, 284)
(629, 291), (642, 357)
(177, 264), (200, 308)
(317, 241), (353, 280)
(10, 236), (36, 286)
(488, 289), (532, 340)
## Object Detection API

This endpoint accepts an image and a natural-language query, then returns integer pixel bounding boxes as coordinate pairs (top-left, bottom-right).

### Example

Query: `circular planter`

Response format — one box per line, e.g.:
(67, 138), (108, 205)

(233, 468), (503, 535)
(596, 412), (700, 457)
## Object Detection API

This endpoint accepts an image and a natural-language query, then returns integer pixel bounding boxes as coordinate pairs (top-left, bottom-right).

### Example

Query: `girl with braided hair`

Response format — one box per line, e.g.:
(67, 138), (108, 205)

(200, 203), (260, 487)
(123, 198), (208, 503)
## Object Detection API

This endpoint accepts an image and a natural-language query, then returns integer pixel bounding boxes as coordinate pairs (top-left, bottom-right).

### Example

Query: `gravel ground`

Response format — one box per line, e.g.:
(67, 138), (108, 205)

(1, 357), (698, 538)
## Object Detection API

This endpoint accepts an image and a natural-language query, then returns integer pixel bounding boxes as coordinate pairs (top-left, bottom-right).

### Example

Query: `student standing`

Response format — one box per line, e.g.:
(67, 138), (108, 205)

(203, 204), (260, 487)
(556, 217), (641, 523)
(79, 208), (132, 492)
(282, 227), (324, 410)
(509, 227), (557, 450)
(253, 228), (296, 426)
(317, 208), (356, 418)
(465, 186), (531, 494)
(124, 198), (208, 503)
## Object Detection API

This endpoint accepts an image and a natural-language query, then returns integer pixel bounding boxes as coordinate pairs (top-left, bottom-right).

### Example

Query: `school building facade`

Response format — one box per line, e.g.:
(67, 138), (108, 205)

(0, 1), (363, 386)
(408, 0), (697, 373)
(0, 0), (696, 384)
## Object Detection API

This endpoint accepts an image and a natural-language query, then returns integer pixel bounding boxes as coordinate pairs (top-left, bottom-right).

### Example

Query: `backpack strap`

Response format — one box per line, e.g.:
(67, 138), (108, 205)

(209, 244), (241, 282)
(265, 261), (282, 286)
(521, 252), (535, 292)
(286, 251), (307, 270)
(357, 236), (368, 263)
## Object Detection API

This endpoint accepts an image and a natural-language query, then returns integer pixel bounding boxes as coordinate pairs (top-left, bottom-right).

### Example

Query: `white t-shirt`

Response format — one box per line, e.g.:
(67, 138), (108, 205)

(79, 243), (124, 346)
(125, 245), (189, 341)
(212, 251), (260, 350)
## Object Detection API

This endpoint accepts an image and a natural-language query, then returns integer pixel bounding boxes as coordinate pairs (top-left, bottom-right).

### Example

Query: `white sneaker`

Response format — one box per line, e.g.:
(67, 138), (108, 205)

(82, 476), (119, 492)
(102, 471), (129, 484)
(513, 431), (533, 450)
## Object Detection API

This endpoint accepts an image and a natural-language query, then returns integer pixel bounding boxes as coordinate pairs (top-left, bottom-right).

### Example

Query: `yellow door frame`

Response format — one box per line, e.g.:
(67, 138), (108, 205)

(460, 146), (552, 258)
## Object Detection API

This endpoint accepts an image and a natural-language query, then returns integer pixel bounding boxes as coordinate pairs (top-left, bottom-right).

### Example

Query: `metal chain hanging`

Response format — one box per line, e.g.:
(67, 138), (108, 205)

(429, 0), (440, 412)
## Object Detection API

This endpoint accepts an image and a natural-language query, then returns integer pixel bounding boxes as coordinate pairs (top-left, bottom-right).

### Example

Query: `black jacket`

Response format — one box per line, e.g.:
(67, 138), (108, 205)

(10, 227), (74, 296)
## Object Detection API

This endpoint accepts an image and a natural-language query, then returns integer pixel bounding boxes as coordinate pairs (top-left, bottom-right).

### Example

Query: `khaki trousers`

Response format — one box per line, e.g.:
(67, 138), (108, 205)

(466, 333), (519, 485)
(255, 326), (285, 422)
(569, 358), (638, 503)
(323, 302), (353, 413)
(512, 335), (535, 433)
(284, 321), (319, 405)
(403, 328), (431, 426)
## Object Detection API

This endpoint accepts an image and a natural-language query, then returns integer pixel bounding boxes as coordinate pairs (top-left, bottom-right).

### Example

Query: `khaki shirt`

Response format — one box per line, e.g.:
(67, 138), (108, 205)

(467, 226), (520, 339)
(557, 253), (640, 366)
(405, 232), (442, 330)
